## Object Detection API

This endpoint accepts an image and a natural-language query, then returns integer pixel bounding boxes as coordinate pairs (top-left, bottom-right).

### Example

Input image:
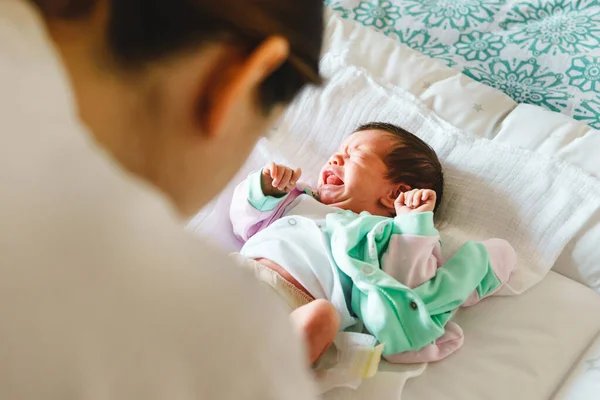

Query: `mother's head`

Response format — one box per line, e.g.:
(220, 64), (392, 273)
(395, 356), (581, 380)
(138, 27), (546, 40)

(35, 0), (323, 215)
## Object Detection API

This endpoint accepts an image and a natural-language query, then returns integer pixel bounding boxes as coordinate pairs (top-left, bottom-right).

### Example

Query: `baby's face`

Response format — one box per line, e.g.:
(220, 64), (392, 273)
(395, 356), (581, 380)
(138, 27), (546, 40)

(318, 129), (397, 216)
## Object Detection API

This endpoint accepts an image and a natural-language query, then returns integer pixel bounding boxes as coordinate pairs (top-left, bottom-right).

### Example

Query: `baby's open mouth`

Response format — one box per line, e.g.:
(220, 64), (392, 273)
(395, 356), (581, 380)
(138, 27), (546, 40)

(324, 170), (344, 186)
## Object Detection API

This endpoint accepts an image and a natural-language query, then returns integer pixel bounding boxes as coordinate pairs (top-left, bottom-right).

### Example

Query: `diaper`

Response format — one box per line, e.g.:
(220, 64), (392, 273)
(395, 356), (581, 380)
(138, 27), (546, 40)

(231, 254), (384, 393)
(230, 254), (313, 311)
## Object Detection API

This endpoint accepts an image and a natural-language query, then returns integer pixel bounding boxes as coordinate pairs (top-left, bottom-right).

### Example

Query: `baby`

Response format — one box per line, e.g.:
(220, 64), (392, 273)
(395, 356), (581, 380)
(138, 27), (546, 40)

(231, 122), (516, 365)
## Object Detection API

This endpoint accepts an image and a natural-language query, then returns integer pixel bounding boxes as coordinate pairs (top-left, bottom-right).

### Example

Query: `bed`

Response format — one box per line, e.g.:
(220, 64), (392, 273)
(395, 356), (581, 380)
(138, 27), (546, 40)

(188, 9), (600, 400)
(326, 0), (600, 130)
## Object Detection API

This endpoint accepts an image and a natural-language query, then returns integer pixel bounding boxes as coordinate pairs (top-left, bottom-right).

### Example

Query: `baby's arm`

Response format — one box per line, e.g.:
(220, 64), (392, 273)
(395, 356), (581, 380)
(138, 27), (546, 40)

(380, 189), (515, 363)
(380, 212), (442, 288)
(382, 189), (442, 287)
(412, 239), (516, 315)
(385, 189), (515, 296)
(230, 164), (301, 242)
(382, 217), (515, 310)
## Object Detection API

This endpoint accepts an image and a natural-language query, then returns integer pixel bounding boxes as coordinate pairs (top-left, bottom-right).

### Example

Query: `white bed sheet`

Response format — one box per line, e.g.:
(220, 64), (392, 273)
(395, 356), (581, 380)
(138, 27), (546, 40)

(554, 333), (600, 400)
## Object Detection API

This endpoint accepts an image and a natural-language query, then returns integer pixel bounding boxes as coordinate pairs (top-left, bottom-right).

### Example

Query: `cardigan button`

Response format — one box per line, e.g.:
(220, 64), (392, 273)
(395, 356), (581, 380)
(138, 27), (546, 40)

(409, 301), (418, 310)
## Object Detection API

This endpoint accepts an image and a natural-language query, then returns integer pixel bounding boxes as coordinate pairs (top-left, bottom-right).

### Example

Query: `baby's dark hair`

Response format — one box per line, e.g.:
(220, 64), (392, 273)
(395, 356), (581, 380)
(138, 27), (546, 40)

(355, 122), (444, 212)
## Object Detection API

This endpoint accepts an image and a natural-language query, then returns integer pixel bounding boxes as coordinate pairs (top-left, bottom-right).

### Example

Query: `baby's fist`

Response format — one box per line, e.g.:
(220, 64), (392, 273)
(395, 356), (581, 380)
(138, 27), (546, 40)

(261, 162), (302, 197)
(395, 189), (437, 216)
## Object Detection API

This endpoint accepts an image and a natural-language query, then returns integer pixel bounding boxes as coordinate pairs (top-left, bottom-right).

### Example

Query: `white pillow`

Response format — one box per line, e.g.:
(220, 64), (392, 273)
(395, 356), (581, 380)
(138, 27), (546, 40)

(494, 104), (600, 291)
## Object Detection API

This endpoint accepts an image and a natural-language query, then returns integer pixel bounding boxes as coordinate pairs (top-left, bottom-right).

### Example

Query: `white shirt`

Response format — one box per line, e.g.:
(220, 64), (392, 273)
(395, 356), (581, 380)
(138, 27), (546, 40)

(0, 1), (317, 399)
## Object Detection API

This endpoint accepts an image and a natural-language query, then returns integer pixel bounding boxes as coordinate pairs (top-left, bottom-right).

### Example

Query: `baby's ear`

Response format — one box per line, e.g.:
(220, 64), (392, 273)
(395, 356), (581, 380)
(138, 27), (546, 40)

(380, 183), (411, 210)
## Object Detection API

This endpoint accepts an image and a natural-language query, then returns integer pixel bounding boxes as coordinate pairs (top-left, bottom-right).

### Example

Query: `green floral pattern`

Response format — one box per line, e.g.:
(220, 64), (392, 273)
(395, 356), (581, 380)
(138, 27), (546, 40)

(402, 0), (506, 31)
(567, 56), (600, 92)
(388, 29), (456, 66)
(463, 58), (569, 111)
(502, 0), (600, 56)
(325, 0), (351, 17)
(573, 98), (600, 129)
(353, 1), (401, 29)
(327, 0), (600, 130)
(454, 31), (506, 61)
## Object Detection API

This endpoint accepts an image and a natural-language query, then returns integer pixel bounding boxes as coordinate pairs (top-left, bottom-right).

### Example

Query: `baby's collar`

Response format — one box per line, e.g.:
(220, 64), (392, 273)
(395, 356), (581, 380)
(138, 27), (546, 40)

(299, 184), (320, 201)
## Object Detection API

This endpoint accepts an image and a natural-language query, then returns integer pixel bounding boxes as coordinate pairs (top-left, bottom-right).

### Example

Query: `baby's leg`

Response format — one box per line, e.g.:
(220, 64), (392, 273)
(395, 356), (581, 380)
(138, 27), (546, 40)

(384, 322), (464, 364)
(462, 238), (516, 307)
(291, 299), (340, 365)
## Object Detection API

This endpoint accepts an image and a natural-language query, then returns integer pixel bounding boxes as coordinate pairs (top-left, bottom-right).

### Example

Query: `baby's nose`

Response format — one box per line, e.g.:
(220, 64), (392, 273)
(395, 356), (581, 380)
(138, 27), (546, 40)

(329, 154), (344, 166)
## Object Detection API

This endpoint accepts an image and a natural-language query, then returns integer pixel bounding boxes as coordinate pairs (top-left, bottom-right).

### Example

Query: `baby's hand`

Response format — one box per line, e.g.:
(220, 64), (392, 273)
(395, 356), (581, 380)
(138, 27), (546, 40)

(261, 162), (302, 197)
(395, 189), (437, 216)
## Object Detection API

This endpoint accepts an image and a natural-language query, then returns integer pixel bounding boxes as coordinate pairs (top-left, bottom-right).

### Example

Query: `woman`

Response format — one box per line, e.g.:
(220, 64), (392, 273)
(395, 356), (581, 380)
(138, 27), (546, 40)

(0, 0), (323, 398)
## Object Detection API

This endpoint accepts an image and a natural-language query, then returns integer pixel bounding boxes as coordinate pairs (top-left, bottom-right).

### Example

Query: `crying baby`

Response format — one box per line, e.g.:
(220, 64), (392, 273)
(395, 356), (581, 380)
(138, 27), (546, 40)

(230, 122), (516, 366)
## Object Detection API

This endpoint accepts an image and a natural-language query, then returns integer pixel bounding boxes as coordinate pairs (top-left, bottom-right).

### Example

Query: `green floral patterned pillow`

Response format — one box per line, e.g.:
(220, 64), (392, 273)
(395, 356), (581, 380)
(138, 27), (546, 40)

(325, 0), (600, 130)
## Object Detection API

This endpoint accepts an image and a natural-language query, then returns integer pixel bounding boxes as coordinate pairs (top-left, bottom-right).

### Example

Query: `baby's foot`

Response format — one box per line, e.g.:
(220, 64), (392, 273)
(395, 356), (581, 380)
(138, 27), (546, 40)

(384, 321), (464, 364)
